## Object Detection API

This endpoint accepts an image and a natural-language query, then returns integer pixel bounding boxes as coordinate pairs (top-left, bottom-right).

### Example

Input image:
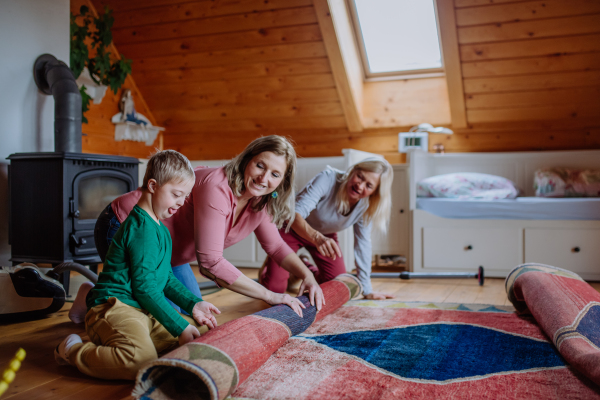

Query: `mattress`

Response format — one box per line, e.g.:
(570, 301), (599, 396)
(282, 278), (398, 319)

(416, 197), (600, 220)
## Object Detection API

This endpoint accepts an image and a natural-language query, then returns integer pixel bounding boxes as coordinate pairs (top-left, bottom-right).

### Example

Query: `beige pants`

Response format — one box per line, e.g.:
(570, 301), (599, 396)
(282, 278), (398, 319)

(70, 297), (206, 380)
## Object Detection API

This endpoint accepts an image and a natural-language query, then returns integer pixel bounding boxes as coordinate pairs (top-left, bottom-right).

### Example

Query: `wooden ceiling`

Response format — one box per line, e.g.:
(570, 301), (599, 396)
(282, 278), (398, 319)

(87, 0), (600, 160)
(91, 0), (364, 159)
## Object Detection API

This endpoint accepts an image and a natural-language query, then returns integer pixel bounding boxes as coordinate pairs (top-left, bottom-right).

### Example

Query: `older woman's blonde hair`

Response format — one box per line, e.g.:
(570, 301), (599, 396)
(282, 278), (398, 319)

(225, 135), (297, 230)
(335, 158), (393, 234)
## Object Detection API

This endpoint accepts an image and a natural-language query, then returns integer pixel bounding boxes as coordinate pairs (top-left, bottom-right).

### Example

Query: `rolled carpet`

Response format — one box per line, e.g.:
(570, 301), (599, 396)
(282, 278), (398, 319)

(506, 263), (600, 385)
(132, 274), (362, 400)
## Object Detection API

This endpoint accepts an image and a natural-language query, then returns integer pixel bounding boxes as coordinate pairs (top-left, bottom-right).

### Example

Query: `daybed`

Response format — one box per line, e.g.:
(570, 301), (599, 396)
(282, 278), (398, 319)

(408, 150), (600, 280)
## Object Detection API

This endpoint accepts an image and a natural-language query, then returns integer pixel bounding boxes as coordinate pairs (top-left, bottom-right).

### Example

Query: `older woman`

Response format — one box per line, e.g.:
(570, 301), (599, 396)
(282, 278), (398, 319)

(70, 136), (323, 323)
(260, 158), (395, 300)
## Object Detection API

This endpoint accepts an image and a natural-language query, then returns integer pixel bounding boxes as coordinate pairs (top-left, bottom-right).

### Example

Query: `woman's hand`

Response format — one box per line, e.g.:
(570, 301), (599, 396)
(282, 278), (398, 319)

(266, 292), (306, 317)
(364, 292), (395, 300)
(179, 324), (201, 346)
(313, 232), (342, 260)
(298, 275), (325, 311)
(192, 301), (221, 329)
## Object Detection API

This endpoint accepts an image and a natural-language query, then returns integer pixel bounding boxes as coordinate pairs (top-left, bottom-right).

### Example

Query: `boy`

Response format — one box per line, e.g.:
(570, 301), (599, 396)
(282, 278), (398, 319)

(54, 150), (220, 380)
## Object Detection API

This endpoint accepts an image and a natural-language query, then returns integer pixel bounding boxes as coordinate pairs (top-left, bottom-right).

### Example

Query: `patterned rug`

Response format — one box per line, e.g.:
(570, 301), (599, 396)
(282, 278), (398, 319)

(231, 301), (599, 399)
(133, 267), (600, 400)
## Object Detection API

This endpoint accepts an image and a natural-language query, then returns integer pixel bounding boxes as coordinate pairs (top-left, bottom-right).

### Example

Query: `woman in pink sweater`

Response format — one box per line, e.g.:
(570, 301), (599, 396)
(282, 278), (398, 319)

(70, 136), (323, 323)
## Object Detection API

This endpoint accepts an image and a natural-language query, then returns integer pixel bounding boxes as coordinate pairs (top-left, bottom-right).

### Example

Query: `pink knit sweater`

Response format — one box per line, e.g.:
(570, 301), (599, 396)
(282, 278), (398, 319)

(111, 166), (293, 284)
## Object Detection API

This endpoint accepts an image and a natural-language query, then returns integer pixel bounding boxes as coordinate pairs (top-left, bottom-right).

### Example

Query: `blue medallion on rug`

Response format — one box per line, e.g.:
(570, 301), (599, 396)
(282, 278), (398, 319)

(304, 324), (566, 381)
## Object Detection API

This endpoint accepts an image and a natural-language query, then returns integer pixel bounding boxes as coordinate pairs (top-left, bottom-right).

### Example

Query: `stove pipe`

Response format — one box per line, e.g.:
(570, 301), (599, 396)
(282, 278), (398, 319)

(33, 54), (82, 153)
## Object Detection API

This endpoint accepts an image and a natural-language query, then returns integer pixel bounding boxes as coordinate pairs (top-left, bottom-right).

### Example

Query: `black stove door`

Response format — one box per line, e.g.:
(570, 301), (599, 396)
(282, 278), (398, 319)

(71, 170), (136, 255)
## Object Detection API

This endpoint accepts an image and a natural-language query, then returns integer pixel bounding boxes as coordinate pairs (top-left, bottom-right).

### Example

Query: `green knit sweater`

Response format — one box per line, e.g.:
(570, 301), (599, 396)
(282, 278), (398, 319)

(87, 205), (202, 337)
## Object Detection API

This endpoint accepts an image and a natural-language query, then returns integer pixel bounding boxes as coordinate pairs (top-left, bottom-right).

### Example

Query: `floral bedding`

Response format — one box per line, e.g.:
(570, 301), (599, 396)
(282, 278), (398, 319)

(417, 173), (519, 200)
(534, 168), (600, 197)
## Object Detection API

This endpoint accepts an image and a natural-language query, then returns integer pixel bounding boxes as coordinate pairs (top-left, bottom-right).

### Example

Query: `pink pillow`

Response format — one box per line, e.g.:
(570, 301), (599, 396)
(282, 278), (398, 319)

(534, 168), (600, 197)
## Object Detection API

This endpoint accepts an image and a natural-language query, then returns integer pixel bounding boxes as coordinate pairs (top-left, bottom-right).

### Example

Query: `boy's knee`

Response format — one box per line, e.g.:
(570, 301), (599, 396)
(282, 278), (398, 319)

(122, 351), (157, 380)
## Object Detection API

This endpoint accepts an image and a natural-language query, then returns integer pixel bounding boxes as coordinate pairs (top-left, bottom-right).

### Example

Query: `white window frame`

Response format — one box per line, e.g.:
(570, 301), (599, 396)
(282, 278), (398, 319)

(347, 0), (445, 81)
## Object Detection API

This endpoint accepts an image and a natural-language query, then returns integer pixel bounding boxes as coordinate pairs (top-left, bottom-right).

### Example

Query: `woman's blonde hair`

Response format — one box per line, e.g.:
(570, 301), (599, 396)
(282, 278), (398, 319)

(335, 158), (393, 234)
(142, 149), (195, 189)
(225, 135), (297, 229)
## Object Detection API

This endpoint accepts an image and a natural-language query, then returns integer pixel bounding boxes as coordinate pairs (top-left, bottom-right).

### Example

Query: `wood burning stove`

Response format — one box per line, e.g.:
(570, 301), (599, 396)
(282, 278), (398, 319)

(8, 152), (138, 263)
(6, 54), (141, 295)
(7, 152), (138, 293)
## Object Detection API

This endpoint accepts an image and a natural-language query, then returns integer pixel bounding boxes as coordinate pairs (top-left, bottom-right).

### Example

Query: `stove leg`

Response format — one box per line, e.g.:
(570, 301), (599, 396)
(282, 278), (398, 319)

(55, 264), (71, 297)
(89, 264), (98, 275)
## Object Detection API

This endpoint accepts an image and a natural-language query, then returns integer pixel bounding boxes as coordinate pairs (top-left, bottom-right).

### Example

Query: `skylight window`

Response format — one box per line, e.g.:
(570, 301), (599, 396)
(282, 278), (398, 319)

(350, 0), (443, 78)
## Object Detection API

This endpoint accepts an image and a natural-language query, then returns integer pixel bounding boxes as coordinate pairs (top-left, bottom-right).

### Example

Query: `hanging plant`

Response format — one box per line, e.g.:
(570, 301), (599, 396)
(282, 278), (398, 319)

(70, 5), (132, 123)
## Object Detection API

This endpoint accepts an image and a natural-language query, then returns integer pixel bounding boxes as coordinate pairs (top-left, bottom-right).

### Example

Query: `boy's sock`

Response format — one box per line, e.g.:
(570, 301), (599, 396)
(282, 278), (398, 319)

(54, 334), (82, 366)
(68, 281), (94, 324)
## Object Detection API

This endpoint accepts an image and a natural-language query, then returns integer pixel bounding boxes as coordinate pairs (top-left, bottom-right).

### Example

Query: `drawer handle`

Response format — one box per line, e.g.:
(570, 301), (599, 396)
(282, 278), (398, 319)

(572, 247), (580, 253)
(465, 245), (473, 251)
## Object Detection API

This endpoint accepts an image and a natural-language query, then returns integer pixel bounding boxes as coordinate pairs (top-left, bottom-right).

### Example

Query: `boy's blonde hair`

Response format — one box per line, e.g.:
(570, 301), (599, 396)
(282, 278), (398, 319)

(225, 135), (297, 230)
(142, 150), (195, 189)
(335, 158), (393, 234)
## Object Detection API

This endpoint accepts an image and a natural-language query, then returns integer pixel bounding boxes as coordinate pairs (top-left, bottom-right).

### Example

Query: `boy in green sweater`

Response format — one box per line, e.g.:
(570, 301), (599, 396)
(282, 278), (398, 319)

(54, 150), (220, 380)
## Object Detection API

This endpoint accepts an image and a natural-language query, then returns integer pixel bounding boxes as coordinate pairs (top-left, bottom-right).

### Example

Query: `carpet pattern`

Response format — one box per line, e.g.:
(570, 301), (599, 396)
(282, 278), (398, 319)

(232, 301), (599, 400)
(132, 265), (600, 399)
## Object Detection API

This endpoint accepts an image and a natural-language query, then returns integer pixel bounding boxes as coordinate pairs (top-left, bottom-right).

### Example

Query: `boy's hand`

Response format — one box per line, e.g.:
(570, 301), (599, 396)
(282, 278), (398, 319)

(192, 301), (221, 330)
(179, 324), (201, 346)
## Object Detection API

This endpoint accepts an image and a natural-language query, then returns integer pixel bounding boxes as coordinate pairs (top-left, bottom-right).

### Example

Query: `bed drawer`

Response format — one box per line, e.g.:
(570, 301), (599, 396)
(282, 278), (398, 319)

(524, 228), (600, 275)
(422, 227), (521, 272)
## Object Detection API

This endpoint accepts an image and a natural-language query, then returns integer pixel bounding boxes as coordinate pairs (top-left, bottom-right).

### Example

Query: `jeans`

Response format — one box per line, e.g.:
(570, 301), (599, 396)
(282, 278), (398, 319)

(168, 263), (202, 313)
(94, 204), (202, 315)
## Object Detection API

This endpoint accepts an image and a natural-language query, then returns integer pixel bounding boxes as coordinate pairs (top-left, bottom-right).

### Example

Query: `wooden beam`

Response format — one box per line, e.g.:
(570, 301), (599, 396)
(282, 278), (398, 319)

(455, 0), (522, 7)
(466, 86), (600, 109)
(117, 25), (323, 59)
(429, 128), (600, 152)
(99, 0), (313, 26)
(436, 0), (468, 128)
(133, 42), (328, 72)
(462, 52), (600, 78)
(460, 33), (600, 62)
(463, 70), (600, 94)
(455, 0), (600, 27)
(112, 7), (318, 43)
(133, 58), (332, 86)
(313, 0), (363, 132)
(458, 14), (600, 45)
(467, 103), (600, 123)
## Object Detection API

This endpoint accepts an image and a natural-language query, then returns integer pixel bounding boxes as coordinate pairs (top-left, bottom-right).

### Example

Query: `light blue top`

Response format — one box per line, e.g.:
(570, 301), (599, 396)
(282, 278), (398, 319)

(296, 167), (373, 294)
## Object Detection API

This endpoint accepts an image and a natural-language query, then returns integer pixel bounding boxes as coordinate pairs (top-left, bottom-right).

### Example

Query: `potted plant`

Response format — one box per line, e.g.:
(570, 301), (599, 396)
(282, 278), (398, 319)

(70, 5), (132, 123)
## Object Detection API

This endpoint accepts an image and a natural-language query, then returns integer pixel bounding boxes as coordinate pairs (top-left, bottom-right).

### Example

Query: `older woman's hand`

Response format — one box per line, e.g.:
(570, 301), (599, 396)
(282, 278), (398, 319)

(364, 292), (395, 300)
(266, 292), (306, 317)
(298, 275), (325, 311)
(313, 232), (342, 260)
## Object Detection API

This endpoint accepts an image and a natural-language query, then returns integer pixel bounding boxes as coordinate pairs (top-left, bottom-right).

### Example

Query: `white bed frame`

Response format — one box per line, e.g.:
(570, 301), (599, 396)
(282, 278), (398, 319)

(408, 150), (600, 280)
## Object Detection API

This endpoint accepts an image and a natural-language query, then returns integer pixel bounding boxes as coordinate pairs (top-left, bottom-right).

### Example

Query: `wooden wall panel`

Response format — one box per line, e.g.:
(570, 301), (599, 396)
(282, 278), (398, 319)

(449, 0), (600, 153)
(87, 0), (600, 161)
(72, 0), (160, 158)
(92, 0), (378, 161)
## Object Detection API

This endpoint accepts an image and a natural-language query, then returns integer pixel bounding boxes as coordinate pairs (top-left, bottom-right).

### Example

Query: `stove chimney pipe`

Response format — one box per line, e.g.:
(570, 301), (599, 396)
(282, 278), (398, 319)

(33, 54), (82, 153)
